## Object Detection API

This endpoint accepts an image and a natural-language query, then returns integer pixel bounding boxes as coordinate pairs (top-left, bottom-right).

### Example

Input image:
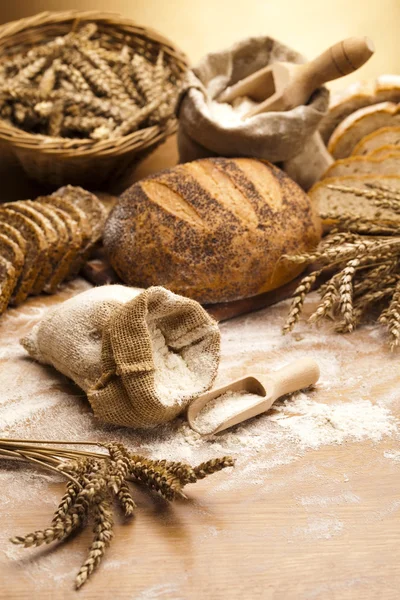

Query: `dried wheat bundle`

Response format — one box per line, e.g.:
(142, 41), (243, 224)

(283, 182), (400, 349)
(0, 22), (180, 140)
(0, 438), (233, 589)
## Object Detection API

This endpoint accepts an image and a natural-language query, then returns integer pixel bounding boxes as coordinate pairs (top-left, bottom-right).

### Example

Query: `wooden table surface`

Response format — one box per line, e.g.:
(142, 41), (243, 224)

(1, 282), (400, 600)
(0, 2), (400, 599)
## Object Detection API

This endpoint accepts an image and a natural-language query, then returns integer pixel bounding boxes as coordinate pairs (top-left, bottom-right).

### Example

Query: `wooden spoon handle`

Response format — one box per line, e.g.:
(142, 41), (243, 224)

(265, 358), (320, 399)
(298, 37), (375, 93)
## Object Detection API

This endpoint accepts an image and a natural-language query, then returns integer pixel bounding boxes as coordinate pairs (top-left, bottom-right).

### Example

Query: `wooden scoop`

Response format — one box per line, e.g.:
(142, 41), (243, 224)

(187, 358), (320, 435)
(218, 37), (374, 117)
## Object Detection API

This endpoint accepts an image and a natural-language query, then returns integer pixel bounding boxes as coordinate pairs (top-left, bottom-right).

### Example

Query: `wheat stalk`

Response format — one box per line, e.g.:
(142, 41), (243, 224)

(0, 22), (181, 140)
(283, 184), (400, 346)
(1, 438), (234, 590)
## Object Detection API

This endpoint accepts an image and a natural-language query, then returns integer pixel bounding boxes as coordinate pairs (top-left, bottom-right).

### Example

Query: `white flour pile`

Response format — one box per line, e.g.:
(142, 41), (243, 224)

(193, 390), (263, 434)
(149, 321), (208, 406)
(209, 96), (259, 127)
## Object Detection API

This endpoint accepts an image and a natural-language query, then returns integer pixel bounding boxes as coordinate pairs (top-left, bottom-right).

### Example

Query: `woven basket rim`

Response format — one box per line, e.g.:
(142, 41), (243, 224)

(0, 10), (189, 155)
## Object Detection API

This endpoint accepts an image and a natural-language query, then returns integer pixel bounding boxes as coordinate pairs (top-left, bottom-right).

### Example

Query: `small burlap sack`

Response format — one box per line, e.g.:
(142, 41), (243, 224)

(21, 285), (221, 428)
(176, 36), (332, 189)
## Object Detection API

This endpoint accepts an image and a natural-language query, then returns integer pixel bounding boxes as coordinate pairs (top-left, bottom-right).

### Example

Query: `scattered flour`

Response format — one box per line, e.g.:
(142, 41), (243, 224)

(292, 517), (344, 540)
(300, 492), (361, 507)
(384, 450), (400, 463)
(193, 390), (262, 434)
(209, 96), (259, 127)
(191, 389), (396, 444)
(2, 286), (400, 590)
(269, 395), (397, 448)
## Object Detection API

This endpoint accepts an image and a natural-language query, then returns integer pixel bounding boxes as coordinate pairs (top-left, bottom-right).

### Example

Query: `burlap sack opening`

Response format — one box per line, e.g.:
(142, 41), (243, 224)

(176, 36), (332, 189)
(21, 285), (221, 429)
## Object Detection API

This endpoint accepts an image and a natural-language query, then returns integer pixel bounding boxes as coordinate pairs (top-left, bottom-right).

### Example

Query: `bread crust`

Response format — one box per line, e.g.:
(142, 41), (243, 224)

(328, 102), (400, 159)
(351, 126), (400, 156)
(0, 256), (16, 315)
(369, 144), (400, 159)
(3, 202), (58, 296)
(323, 151), (400, 179)
(104, 158), (322, 303)
(0, 208), (47, 304)
(320, 75), (400, 143)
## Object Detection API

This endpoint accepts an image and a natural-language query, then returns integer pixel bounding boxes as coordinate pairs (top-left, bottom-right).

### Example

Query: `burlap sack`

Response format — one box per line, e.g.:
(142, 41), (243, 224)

(176, 36), (332, 189)
(21, 285), (221, 428)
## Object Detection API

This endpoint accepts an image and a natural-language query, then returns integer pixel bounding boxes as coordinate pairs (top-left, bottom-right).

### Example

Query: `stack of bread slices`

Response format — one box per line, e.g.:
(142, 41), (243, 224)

(312, 76), (400, 221)
(0, 186), (107, 315)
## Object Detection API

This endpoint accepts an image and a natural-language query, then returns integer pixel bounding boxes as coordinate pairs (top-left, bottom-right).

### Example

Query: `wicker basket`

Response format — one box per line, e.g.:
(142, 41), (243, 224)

(0, 11), (189, 188)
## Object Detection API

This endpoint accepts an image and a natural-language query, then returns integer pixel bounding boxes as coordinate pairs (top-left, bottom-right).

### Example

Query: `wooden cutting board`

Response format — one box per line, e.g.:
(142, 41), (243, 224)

(81, 253), (302, 322)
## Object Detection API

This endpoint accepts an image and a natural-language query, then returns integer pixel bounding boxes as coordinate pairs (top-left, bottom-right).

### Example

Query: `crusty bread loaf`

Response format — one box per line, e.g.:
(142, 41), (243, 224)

(104, 158), (322, 304)
(323, 152), (400, 178)
(319, 75), (400, 144)
(351, 126), (400, 156)
(309, 174), (400, 228)
(328, 102), (400, 159)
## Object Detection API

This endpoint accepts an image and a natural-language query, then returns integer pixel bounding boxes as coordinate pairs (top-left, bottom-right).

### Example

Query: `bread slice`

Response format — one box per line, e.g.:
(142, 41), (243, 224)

(53, 186), (107, 243)
(49, 186), (108, 277)
(369, 144), (400, 159)
(38, 195), (91, 278)
(2, 202), (58, 296)
(319, 75), (400, 144)
(40, 195), (92, 248)
(0, 209), (47, 305)
(328, 102), (400, 159)
(23, 201), (70, 292)
(0, 223), (27, 256)
(323, 152), (400, 178)
(351, 126), (400, 156)
(309, 174), (400, 226)
(0, 233), (25, 286)
(43, 206), (82, 293)
(0, 256), (16, 315)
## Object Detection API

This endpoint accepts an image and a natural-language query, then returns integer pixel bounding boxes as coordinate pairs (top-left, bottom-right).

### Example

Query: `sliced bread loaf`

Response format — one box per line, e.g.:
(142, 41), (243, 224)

(319, 75), (400, 144)
(0, 256), (16, 315)
(351, 126), (400, 156)
(0, 223), (27, 256)
(2, 202), (58, 296)
(42, 206), (82, 293)
(0, 209), (47, 305)
(323, 152), (400, 178)
(309, 174), (400, 225)
(0, 233), (25, 284)
(53, 186), (107, 243)
(328, 102), (400, 159)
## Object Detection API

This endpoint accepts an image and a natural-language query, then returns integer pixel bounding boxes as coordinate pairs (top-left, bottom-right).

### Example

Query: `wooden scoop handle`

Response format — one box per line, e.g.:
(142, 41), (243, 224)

(264, 358), (320, 400)
(293, 37), (374, 102)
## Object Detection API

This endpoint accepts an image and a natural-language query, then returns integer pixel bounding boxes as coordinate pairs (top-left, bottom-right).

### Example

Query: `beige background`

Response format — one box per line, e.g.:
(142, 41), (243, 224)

(0, 0), (399, 91)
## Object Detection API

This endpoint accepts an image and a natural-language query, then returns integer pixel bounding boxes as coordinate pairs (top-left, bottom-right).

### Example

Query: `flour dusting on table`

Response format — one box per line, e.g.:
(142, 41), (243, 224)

(1, 286), (399, 474)
(1, 285), (400, 589)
